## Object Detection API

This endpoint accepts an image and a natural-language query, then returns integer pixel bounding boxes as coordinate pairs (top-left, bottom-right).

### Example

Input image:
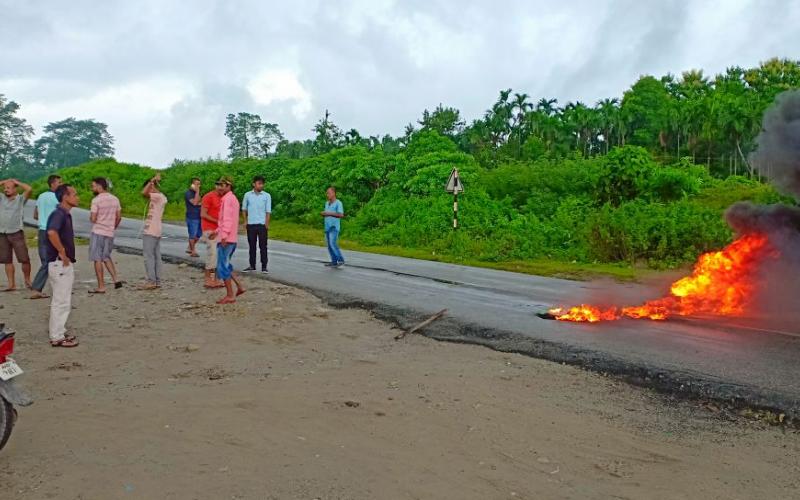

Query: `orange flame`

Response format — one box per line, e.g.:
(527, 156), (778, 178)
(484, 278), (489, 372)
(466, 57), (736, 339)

(549, 233), (775, 323)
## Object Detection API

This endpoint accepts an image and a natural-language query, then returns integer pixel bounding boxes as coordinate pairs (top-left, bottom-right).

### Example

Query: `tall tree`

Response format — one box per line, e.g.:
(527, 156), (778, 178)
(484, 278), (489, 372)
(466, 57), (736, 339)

(595, 98), (619, 154)
(620, 76), (672, 151)
(34, 117), (114, 169)
(225, 112), (283, 159)
(313, 109), (344, 154)
(418, 104), (466, 139)
(0, 94), (34, 172)
(511, 93), (532, 158)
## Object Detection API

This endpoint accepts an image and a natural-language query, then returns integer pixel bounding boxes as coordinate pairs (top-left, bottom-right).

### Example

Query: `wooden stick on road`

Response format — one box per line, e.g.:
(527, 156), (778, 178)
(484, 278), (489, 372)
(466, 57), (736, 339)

(394, 309), (448, 341)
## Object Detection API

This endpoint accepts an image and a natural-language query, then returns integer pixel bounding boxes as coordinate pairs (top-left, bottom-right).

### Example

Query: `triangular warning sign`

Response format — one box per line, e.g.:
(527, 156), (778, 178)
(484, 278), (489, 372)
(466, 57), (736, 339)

(445, 168), (464, 194)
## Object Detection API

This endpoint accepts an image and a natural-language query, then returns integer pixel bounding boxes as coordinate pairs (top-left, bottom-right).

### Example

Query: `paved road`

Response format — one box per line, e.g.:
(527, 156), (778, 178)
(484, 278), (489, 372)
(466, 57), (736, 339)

(23, 204), (800, 416)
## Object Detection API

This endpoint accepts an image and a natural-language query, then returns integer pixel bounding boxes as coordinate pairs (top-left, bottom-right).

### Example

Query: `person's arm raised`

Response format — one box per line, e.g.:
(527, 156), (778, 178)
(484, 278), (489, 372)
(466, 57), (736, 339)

(16, 180), (33, 200)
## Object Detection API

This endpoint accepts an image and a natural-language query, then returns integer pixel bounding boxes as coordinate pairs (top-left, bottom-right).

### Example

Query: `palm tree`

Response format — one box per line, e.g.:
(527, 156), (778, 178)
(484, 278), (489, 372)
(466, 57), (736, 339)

(511, 93), (532, 158)
(536, 98), (559, 116)
(595, 98), (619, 154)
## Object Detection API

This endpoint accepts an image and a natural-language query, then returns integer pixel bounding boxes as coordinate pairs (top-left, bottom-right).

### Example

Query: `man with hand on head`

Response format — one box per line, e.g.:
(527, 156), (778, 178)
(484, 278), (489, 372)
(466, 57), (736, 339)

(0, 178), (33, 291)
(241, 175), (271, 274)
(46, 184), (80, 348)
(185, 177), (202, 258)
(30, 175), (62, 299)
(89, 177), (122, 293)
(140, 173), (167, 290)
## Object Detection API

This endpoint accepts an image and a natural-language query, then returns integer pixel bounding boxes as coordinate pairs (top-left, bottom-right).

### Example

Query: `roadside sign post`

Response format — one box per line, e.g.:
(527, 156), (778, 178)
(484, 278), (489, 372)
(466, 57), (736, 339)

(445, 168), (464, 230)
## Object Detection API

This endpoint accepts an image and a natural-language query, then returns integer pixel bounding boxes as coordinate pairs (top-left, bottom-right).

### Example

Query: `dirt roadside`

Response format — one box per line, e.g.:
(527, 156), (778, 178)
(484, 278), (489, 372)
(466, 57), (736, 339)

(0, 254), (798, 499)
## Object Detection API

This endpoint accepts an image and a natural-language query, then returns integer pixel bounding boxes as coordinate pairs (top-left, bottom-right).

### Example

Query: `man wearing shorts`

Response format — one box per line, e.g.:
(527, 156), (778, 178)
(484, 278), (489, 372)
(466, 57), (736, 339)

(30, 174), (62, 299)
(0, 178), (33, 291)
(89, 177), (122, 293)
(200, 181), (224, 288)
(185, 177), (202, 257)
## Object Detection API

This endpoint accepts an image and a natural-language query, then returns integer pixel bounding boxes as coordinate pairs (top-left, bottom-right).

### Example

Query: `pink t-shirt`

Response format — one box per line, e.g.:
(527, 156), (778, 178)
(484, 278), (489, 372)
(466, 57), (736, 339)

(90, 192), (121, 238)
(143, 192), (168, 237)
(217, 191), (240, 243)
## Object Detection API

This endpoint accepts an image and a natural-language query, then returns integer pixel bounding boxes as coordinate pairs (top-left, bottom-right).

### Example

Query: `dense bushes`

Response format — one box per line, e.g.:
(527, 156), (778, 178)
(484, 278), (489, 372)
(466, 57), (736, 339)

(36, 137), (781, 269)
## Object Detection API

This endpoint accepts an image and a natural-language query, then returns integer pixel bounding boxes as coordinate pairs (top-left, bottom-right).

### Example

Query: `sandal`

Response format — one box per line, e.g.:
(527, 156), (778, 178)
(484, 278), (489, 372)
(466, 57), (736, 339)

(29, 292), (50, 300)
(114, 281), (124, 289)
(51, 338), (79, 348)
(216, 297), (236, 304)
(88, 289), (106, 294)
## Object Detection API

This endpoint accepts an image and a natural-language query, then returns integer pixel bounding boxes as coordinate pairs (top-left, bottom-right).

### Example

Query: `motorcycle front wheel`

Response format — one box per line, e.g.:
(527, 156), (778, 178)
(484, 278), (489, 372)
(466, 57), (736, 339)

(0, 397), (14, 451)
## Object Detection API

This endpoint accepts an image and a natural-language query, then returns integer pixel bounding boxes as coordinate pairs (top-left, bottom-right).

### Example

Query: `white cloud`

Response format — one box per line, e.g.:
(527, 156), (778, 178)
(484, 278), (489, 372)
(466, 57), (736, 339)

(246, 69), (313, 121)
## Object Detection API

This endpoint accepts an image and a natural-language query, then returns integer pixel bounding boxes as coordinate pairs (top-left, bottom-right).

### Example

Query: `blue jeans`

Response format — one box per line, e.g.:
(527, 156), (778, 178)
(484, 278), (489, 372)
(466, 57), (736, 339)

(326, 228), (344, 264)
(31, 230), (49, 292)
(186, 218), (202, 239)
(216, 243), (237, 281)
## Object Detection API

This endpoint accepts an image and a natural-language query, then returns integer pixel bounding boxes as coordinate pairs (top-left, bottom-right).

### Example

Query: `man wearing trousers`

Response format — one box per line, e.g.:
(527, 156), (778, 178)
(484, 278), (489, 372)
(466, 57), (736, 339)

(140, 174), (167, 289)
(321, 186), (345, 267)
(241, 175), (271, 274)
(30, 174), (62, 299)
(46, 184), (80, 348)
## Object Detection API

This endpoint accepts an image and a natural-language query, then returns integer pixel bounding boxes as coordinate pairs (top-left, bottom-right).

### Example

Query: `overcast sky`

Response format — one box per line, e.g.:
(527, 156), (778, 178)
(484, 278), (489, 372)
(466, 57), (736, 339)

(2, 0), (799, 167)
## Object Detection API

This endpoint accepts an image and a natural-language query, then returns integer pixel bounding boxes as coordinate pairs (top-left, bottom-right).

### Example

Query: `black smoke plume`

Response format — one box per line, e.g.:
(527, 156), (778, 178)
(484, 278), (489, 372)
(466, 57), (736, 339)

(725, 89), (800, 239)
(749, 89), (800, 199)
(725, 90), (800, 324)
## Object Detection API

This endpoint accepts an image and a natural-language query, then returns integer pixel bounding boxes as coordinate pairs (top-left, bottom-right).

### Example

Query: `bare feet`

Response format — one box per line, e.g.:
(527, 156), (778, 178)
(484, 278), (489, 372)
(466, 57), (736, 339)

(29, 291), (49, 300)
(216, 296), (236, 304)
(236, 288), (246, 297)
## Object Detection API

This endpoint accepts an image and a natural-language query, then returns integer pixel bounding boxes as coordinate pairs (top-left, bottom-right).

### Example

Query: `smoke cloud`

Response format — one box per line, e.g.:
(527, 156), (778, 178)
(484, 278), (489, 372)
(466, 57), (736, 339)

(750, 90), (800, 200)
(727, 90), (800, 240)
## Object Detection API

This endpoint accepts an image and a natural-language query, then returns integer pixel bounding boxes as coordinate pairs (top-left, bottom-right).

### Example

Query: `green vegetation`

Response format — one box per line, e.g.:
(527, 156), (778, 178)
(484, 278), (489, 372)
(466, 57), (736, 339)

(31, 140), (785, 279)
(14, 58), (800, 279)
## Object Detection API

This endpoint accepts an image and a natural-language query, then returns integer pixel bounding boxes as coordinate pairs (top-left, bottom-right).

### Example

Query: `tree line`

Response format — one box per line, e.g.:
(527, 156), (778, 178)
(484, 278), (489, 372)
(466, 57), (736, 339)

(225, 58), (800, 179)
(0, 96), (114, 180)
(4, 57), (799, 182)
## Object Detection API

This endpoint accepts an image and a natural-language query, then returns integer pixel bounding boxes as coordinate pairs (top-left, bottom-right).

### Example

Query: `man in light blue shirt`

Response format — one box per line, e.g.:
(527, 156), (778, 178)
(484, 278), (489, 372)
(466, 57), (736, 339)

(321, 186), (345, 267)
(241, 175), (272, 273)
(30, 174), (62, 298)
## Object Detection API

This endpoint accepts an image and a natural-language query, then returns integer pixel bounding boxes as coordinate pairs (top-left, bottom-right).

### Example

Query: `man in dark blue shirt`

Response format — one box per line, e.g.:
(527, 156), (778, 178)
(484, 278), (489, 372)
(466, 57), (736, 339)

(46, 184), (80, 348)
(185, 177), (202, 257)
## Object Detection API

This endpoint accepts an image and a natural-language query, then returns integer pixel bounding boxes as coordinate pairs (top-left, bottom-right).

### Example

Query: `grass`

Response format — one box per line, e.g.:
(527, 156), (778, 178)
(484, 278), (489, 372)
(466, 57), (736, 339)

(94, 200), (648, 282)
(267, 220), (647, 282)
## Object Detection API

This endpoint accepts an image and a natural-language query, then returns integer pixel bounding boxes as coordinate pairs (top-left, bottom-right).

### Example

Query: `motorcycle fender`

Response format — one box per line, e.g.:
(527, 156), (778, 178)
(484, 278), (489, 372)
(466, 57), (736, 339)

(0, 379), (33, 407)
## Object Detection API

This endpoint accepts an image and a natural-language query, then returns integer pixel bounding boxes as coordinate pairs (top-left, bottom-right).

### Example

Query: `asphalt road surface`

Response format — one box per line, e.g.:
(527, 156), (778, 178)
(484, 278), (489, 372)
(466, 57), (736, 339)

(23, 204), (800, 417)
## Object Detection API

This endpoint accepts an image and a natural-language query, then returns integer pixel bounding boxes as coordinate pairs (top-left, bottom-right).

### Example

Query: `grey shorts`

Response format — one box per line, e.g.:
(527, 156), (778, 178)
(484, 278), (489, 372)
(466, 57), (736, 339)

(0, 231), (30, 264)
(89, 233), (114, 262)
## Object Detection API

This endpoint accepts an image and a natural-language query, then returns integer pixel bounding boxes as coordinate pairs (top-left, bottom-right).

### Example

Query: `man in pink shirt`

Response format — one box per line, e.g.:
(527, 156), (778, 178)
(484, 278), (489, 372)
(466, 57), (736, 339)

(214, 176), (245, 304)
(89, 177), (122, 293)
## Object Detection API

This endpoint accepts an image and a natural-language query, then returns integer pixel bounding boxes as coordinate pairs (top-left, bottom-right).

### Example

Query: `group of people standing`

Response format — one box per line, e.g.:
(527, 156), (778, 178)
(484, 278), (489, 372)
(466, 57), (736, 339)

(0, 172), (346, 348)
